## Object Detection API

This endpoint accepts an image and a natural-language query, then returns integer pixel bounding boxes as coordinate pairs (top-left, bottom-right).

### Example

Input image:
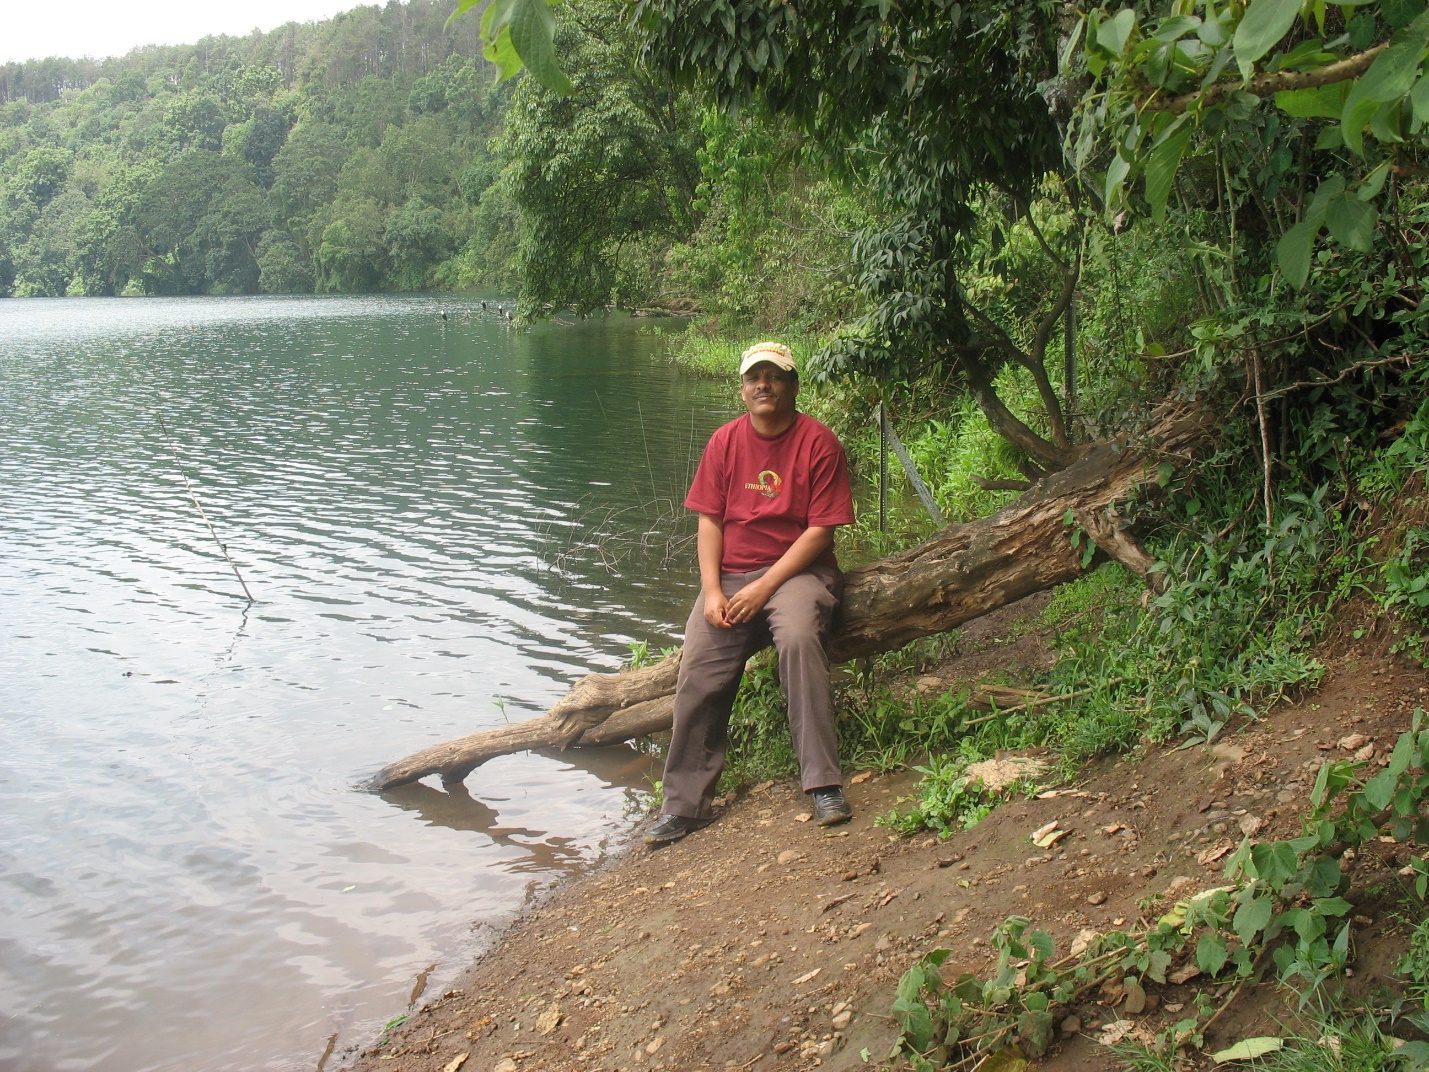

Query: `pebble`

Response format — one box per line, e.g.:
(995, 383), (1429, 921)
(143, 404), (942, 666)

(1087, 891), (1107, 905)
(1060, 1015), (1082, 1037)
(831, 1009), (853, 1030)
(494, 1061), (518, 1072)
(777, 850), (802, 865)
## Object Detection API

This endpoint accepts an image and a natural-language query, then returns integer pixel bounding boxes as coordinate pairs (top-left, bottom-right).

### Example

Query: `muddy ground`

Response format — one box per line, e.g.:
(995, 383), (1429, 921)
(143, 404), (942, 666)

(343, 602), (1429, 1072)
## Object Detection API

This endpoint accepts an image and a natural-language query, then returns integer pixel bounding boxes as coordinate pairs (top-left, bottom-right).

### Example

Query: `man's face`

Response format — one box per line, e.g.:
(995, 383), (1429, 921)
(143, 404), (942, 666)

(740, 362), (797, 423)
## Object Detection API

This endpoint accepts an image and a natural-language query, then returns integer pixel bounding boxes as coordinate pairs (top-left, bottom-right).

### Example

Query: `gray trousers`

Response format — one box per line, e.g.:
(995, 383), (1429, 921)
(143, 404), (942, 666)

(661, 565), (843, 819)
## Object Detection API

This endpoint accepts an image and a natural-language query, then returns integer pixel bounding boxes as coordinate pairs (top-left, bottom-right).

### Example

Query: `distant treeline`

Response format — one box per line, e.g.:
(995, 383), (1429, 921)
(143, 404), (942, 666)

(0, 0), (519, 297)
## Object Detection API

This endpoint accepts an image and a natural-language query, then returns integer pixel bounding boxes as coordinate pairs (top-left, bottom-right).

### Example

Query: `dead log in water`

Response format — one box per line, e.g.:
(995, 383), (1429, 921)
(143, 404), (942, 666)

(371, 407), (1210, 790)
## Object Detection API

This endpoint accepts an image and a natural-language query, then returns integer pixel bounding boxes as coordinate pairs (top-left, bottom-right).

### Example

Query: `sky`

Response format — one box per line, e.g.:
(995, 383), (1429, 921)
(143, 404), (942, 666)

(3, 0), (374, 65)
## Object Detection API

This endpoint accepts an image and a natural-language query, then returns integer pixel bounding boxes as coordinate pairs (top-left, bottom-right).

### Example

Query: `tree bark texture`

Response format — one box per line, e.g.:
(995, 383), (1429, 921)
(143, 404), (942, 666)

(370, 406), (1211, 791)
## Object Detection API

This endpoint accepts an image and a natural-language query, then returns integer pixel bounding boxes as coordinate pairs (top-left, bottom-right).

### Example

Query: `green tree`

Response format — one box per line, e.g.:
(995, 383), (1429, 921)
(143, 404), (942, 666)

(13, 146), (71, 206)
(256, 229), (313, 293)
(10, 187), (90, 295)
(636, 0), (1078, 472)
(134, 149), (269, 293)
(0, 0), (510, 298)
(270, 121), (350, 220)
(503, 0), (703, 314)
(312, 196), (386, 290)
(160, 92), (228, 153)
(383, 199), (454, 289)
(234, 105), (291, 187)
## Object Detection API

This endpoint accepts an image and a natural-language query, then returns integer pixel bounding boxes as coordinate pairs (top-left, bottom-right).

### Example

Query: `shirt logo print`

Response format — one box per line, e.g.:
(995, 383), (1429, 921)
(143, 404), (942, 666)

(744, 469), (783, 498)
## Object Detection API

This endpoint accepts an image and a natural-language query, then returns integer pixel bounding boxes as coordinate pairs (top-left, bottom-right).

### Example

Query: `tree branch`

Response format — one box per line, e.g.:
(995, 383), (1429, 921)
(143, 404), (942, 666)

(1024, 210), (1082, 450)
(1072, 505), (1166, 592)
(1144, 43), (1389, 115)
(971, 475), (1034, 492)
(959, 348), (1079, 470)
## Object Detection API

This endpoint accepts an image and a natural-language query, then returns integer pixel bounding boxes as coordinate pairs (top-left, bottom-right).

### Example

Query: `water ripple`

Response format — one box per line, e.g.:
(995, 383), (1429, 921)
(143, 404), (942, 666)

(0, 295), (727, 1072)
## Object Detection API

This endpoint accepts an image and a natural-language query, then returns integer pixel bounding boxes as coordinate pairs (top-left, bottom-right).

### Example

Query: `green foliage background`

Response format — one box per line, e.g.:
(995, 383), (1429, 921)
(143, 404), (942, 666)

(0, 0), (518, 297)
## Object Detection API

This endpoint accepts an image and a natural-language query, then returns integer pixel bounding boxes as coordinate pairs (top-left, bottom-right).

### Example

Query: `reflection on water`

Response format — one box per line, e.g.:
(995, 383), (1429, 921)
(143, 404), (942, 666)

(0, 295), (731, 1072)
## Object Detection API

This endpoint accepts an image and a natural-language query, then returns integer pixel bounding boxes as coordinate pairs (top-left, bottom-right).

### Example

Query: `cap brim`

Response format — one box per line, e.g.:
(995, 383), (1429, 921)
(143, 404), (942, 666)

(738, 353), (798, 376)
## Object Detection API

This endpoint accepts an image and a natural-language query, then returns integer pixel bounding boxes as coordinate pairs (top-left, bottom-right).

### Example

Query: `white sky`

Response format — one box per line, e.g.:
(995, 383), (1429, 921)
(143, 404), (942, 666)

(3, 0), (375, 65)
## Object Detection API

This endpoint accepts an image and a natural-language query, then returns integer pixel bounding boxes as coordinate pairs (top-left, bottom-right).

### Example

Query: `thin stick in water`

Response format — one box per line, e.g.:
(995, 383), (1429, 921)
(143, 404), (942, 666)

(156, 414), (256, 604)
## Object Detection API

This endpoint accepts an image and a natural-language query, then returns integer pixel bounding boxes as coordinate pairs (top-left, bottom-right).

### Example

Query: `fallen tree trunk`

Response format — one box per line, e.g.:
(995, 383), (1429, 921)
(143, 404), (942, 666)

(371, 405), (1211, 790)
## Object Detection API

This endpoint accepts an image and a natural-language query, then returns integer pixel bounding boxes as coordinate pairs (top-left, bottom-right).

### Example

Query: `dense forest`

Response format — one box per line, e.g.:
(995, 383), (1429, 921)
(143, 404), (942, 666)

(0, 0), (861, 322)
(0, 0), (521, 297)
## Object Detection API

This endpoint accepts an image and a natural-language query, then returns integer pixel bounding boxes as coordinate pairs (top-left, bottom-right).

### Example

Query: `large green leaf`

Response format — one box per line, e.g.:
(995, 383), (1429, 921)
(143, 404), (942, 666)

(891, 996), (935, 1051)
(449, 0), (571, 94)
(1412, 71), (1429, 127)
(1252, 841), (1301, 886)
(1360, 9), (1429, 102)
(1211, 1037), (1285, 1062)
(1196, 931), (1230, 975)
(1340, 8), (1429, 153)
(1275, 82), (1350, 117)
(1314, 896), (1354, 916)
(1234, 0), (1305, 78)
(1233, 894), (1274, 944)
(1306, 173), (1346, 218)
(1104, 151), (1133, 207)
(1143, 116), (1193, 223)
(1096, 9), (1139, 55)
(1325, 192), (1379, 251)
(506, 0), (572, 94)
(1385, 0), (1429, 29)
(1365, 769), (1401, 810)
(1152, 14), (1201, 42)
(1276, 218), (1321, 287)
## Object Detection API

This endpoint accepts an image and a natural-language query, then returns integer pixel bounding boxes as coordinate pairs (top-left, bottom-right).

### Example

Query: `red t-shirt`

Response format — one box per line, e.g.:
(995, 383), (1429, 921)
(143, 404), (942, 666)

(685, 413), (856, 572)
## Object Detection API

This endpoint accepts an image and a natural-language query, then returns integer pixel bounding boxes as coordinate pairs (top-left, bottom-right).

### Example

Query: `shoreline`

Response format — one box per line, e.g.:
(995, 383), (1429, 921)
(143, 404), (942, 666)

(338, 637), (1426, 1072)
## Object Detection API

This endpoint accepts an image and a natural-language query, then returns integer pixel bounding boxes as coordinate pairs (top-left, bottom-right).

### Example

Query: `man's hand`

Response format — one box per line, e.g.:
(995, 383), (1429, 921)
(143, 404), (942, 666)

(723, 578), (774, 625)
(703, 588), (733, 629)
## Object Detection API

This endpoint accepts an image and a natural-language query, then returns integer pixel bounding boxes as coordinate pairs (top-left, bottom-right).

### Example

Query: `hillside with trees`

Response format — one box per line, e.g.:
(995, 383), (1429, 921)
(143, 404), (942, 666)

(0, 0), (518, 297)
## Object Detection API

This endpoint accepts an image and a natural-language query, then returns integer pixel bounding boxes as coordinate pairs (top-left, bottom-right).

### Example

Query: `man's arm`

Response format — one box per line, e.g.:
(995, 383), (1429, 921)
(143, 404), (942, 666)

(721, 525), (835, 625)
(697, 513), (733, 629)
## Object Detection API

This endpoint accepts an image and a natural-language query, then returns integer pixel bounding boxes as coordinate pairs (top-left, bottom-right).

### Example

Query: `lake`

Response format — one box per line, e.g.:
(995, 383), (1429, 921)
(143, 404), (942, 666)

(0, 295), (733, 1072)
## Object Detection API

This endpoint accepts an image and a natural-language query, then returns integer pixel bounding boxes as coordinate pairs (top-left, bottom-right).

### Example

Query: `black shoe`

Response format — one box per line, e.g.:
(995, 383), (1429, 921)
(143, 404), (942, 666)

(810, 787), (852, 827)
(643, 813), (708, 844)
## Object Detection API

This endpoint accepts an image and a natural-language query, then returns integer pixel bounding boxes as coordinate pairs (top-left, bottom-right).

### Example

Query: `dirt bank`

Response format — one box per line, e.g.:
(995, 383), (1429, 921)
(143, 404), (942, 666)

(342, 630), (1427, 1072)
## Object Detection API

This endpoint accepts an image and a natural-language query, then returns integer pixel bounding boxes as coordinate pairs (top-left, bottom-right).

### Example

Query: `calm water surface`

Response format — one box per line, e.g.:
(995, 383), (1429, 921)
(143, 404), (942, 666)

(0, 295), (733, 1072)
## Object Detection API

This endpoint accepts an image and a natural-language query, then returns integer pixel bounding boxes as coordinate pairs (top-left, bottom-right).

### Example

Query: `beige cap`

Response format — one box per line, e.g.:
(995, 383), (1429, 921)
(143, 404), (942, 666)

(738, 341), (797, 377)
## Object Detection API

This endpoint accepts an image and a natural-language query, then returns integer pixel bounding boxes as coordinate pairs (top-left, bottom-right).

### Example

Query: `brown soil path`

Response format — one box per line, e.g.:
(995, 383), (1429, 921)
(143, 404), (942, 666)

(343, 643), (1427, 1072)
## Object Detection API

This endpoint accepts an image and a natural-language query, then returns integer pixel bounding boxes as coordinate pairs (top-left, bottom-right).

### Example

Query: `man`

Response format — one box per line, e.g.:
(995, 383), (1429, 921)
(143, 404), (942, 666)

(644, 342), (856, 844)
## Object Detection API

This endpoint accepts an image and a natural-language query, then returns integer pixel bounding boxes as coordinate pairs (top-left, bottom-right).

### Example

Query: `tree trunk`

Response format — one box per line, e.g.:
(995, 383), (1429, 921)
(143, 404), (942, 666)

(370, 406), (1210, 791)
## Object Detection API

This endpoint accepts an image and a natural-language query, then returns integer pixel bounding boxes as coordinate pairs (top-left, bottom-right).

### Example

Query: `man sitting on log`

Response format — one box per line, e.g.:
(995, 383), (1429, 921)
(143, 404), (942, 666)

(643, 342), (857, 844)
